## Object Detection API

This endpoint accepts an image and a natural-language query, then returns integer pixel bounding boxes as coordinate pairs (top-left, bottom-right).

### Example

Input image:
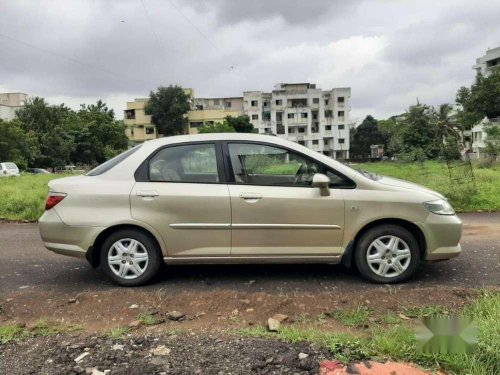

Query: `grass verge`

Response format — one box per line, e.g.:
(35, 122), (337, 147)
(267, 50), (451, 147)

(0, 319), (81, 344)
(241, 291), (499, 375)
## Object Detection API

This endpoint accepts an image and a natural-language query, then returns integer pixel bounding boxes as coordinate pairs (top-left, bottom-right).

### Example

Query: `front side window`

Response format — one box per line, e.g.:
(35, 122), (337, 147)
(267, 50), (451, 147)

(149, 143), (219, 183)
(228, 143), (353, 188)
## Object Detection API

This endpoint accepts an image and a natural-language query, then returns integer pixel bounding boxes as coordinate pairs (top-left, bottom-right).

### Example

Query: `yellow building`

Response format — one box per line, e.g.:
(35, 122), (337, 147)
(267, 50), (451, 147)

(124, 90), (244, 141)
(124, 98), (157, 143)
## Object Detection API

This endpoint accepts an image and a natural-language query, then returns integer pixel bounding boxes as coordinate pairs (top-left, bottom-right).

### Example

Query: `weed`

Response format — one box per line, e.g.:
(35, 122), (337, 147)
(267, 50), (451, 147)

(108, 327), (130, 340)
(137, 312), (156, 326)
(328, 305), (373, 327)
(402, 305), (448, 318)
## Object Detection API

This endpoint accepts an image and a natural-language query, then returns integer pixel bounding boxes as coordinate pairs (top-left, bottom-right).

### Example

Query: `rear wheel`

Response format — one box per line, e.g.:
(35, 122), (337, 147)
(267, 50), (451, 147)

(99, 229), (161, 286)
(354, 225), (420, 283)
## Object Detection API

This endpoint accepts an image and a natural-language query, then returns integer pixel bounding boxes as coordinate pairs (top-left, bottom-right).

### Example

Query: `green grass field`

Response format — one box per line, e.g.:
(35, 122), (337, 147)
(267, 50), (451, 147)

(0, 161), (499, 221)
(355, 161), (500, 212)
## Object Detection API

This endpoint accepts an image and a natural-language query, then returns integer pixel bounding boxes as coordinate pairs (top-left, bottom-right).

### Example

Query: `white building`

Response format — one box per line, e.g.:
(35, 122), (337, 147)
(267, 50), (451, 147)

(243, 83), (351, 159)
(473, 47), (500, 77)
(0, 93), (27, 121)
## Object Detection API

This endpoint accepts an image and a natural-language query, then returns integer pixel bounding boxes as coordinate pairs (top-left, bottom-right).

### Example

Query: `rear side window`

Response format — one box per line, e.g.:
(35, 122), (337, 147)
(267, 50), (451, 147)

(6, 163), (17, 169)
(149, 143), (219, 183)
(87, 146), (141, 176)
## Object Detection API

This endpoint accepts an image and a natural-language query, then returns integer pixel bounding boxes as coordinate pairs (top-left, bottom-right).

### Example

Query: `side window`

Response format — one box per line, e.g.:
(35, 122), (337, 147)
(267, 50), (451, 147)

(149, 143), (219, 183)
(228, 143), (354, 188)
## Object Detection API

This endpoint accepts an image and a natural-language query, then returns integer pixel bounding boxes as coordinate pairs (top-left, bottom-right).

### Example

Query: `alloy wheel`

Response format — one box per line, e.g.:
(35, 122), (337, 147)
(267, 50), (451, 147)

(366, 235), (411, 278)
(107, 238), (149, 280)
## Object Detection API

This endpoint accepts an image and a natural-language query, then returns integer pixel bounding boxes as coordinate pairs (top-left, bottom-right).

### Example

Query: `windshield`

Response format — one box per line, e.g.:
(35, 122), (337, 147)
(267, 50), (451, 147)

(87, 145), (142, 176)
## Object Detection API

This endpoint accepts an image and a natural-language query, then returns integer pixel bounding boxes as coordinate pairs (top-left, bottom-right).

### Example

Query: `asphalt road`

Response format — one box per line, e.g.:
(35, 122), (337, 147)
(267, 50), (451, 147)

(0, 213), (498, 294)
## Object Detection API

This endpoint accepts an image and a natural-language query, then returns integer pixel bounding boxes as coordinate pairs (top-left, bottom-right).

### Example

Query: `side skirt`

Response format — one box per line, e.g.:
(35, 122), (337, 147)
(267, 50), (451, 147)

(163, 255), (342, 265)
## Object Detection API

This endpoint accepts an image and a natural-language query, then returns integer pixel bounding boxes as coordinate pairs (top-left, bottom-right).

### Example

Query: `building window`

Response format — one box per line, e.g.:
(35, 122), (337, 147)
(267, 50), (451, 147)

(263, 101), (269, 107)
(145, 127), (155, 135)
(287, 113), (294, 119)
(251, 100), (258, 107)
(312, 112), (318, 120)
(252, 114), (259, 120)
(298, 128), (305, 133)
(313, 98), (320, 104)
(124, 109), (136, 119)
(275, 99), (282, 106)
(339, 138), (345, 144)
(324, 139), (328, 145)
(214, 99), (220, 105)
(324, 110), (332, 118)
(288, 128), (295, 134)
(190, 122), (203, 128)
(325, 125), (332, 131)
(337, 97), (345, 103)
(298, 140), (306, 146)
(325, 99), (329, 105)
(312, 140), (319, 145)
(301, 113), (308, 118)
(338, 124), (345, 129)
(225, 101), (231, 108)
(338, 111), (345, 117)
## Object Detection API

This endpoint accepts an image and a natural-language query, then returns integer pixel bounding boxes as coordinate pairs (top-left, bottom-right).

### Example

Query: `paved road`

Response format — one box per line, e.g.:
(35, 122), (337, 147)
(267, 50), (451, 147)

(0, 213), (498, 294)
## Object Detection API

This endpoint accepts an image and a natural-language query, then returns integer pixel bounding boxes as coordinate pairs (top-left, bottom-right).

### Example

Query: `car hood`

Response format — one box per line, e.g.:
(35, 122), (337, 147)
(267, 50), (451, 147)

(377, 176), (445, 199)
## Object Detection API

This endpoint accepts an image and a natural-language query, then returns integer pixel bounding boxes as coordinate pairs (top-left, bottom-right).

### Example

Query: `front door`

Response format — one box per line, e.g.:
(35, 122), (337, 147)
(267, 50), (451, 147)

(225, 142), (347, 256)
(131, 142), (231, 257)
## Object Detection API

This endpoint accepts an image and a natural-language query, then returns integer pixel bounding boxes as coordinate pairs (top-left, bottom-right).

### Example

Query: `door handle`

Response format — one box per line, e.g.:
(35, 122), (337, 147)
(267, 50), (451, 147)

(137, 191), (159, 198)
(239, 193), (262, 200)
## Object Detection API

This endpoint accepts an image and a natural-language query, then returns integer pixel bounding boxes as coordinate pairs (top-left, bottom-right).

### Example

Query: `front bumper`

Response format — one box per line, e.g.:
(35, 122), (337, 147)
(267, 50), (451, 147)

(38, 209), (104, 259)
(420, 213), (463, 261)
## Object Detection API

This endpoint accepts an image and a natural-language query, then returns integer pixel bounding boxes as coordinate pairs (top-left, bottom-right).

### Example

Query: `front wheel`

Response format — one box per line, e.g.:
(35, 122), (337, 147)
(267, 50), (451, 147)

(354, 225), (420, 283)
(99, 229), (162, 286)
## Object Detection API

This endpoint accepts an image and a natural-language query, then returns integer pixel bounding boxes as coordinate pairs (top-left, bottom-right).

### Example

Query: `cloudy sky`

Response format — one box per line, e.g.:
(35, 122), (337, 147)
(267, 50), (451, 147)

(1, 0), (499, 122)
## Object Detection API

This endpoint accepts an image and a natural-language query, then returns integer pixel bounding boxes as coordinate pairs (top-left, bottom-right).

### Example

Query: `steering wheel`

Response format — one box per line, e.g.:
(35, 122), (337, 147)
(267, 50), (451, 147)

(293, 163), (308, 185)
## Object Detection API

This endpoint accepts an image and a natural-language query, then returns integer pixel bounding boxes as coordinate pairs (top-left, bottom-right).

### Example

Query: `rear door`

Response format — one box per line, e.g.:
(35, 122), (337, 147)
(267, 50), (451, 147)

(224, 142), (350, 256)
(131, 142), (231, 257)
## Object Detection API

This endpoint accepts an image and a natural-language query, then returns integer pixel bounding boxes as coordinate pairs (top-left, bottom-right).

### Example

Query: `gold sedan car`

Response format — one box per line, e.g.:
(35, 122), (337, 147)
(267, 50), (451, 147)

(39, 134), (462, 286)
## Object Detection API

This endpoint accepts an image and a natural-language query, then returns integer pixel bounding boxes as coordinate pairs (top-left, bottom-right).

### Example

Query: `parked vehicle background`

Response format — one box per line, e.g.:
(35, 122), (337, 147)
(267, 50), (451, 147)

(26, 168), (51, 174)
(0, 162), (20, 177)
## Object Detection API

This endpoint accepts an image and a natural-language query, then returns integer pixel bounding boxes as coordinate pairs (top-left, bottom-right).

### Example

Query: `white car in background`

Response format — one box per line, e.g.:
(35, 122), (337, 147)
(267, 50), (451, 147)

(0, 162), (20, 177)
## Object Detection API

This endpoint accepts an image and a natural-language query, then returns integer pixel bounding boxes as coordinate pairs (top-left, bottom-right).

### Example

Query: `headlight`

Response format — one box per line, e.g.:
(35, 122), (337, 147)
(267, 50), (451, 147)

(422, 199), (455, 215)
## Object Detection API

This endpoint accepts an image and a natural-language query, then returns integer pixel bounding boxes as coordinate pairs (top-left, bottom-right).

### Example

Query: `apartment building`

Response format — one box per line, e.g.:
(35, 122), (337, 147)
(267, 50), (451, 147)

(243, 83), (351, 159)
(188, 96), (244, 134)
(0, 92), (27, 121)
(473, 47), (500, 77)
(124, 98), (157, 143)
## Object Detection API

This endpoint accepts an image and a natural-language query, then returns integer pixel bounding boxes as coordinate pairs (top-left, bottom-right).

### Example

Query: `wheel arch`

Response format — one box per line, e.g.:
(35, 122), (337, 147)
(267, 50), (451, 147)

(86, 224), (164, 268)
(342, 218), (426, 268)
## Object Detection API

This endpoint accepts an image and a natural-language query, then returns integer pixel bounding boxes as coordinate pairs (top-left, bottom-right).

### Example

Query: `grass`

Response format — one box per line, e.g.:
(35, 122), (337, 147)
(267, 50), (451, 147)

(108, 326), (130, 340)
(355, 160), (500, 212)
(137, 312), (157, 326)
(327, 305), (373, 327)
(0, 173), (71, 221)
(0, 319), (81, 344)
(241, 291), (500, 374)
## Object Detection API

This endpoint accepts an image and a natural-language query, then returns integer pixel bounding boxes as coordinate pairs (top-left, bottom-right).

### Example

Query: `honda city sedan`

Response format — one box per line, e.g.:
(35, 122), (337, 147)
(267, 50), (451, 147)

(39, 134), (462, 286)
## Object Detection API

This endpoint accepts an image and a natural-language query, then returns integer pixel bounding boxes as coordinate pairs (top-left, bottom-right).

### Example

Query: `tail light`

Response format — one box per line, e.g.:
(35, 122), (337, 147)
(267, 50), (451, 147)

(45, 192), (67, 210)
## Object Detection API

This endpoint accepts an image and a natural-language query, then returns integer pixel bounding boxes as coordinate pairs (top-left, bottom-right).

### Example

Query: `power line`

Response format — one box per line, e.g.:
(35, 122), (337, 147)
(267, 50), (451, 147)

(139, 0), (170, 66)
(0, 32), (156, 86)
(165, 0), (223, 55)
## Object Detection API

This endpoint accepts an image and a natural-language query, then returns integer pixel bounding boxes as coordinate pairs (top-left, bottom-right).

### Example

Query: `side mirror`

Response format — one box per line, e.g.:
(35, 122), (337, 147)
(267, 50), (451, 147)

(312, 173), (331, 196)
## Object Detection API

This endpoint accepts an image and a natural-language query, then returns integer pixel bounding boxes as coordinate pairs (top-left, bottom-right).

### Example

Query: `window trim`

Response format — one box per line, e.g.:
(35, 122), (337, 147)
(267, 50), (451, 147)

(134, 141), (227, 184)
(221, 140), (356, 189)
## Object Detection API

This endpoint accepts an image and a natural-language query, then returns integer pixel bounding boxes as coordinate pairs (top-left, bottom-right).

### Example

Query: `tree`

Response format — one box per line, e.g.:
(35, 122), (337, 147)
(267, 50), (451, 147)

(484, 122), (500, 161)
(0, 118), (39, 169)
(225, 115), (254, 133)
(456, 70), (500, 121)
(145, 85), (191, 136)
(197, 122), (235, 133)
(350, 115), (385, 158)
(397, 104), (440, 160)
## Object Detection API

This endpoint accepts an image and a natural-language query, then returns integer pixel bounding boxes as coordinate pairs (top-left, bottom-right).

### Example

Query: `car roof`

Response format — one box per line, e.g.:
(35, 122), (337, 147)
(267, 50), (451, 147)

(145, 133), (280, 145)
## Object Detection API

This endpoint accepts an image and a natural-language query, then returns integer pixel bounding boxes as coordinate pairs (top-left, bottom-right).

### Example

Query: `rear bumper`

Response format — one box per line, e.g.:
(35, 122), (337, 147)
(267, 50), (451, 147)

(420, 214), (463, 261)
(39, 209), (104, 259)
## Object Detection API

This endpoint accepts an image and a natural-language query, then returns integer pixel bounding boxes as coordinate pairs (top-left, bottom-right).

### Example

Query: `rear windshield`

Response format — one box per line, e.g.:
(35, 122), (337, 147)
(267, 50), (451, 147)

(5, 163), (17, 169)
(87, 145), (142, 176)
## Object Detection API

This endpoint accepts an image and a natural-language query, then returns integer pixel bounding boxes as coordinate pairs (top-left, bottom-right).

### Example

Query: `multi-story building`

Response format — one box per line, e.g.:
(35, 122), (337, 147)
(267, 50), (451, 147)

(124, 98), (157, 143)
(0, 92), (27, 121)
(243, 83), (351, 159)
(473, 47), (500, 77)
(188, 96), (244, 134)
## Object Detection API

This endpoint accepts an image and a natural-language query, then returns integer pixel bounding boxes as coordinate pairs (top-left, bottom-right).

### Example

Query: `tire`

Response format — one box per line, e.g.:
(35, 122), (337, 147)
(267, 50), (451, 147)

(354, 224), (420, 283)
(99, 228), (162, 286)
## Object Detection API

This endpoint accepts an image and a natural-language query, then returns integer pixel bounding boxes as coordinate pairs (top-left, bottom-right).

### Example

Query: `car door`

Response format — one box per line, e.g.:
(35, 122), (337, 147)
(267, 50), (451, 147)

(225, 142), (349, 256)
(131, 142), (231, 257)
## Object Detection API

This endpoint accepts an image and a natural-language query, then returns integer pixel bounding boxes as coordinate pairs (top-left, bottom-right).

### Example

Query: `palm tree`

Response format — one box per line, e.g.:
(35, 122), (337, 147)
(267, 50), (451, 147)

(435, 104), (460, 141)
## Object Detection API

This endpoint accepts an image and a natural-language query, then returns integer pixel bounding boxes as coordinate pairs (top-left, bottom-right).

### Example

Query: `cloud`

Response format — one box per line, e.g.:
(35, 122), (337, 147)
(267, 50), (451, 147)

(0, 0), (499, 121)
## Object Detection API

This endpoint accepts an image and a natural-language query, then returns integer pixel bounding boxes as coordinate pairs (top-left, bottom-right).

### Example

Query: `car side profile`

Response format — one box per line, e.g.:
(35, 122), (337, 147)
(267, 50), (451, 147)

(39, 134), (462, 286)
